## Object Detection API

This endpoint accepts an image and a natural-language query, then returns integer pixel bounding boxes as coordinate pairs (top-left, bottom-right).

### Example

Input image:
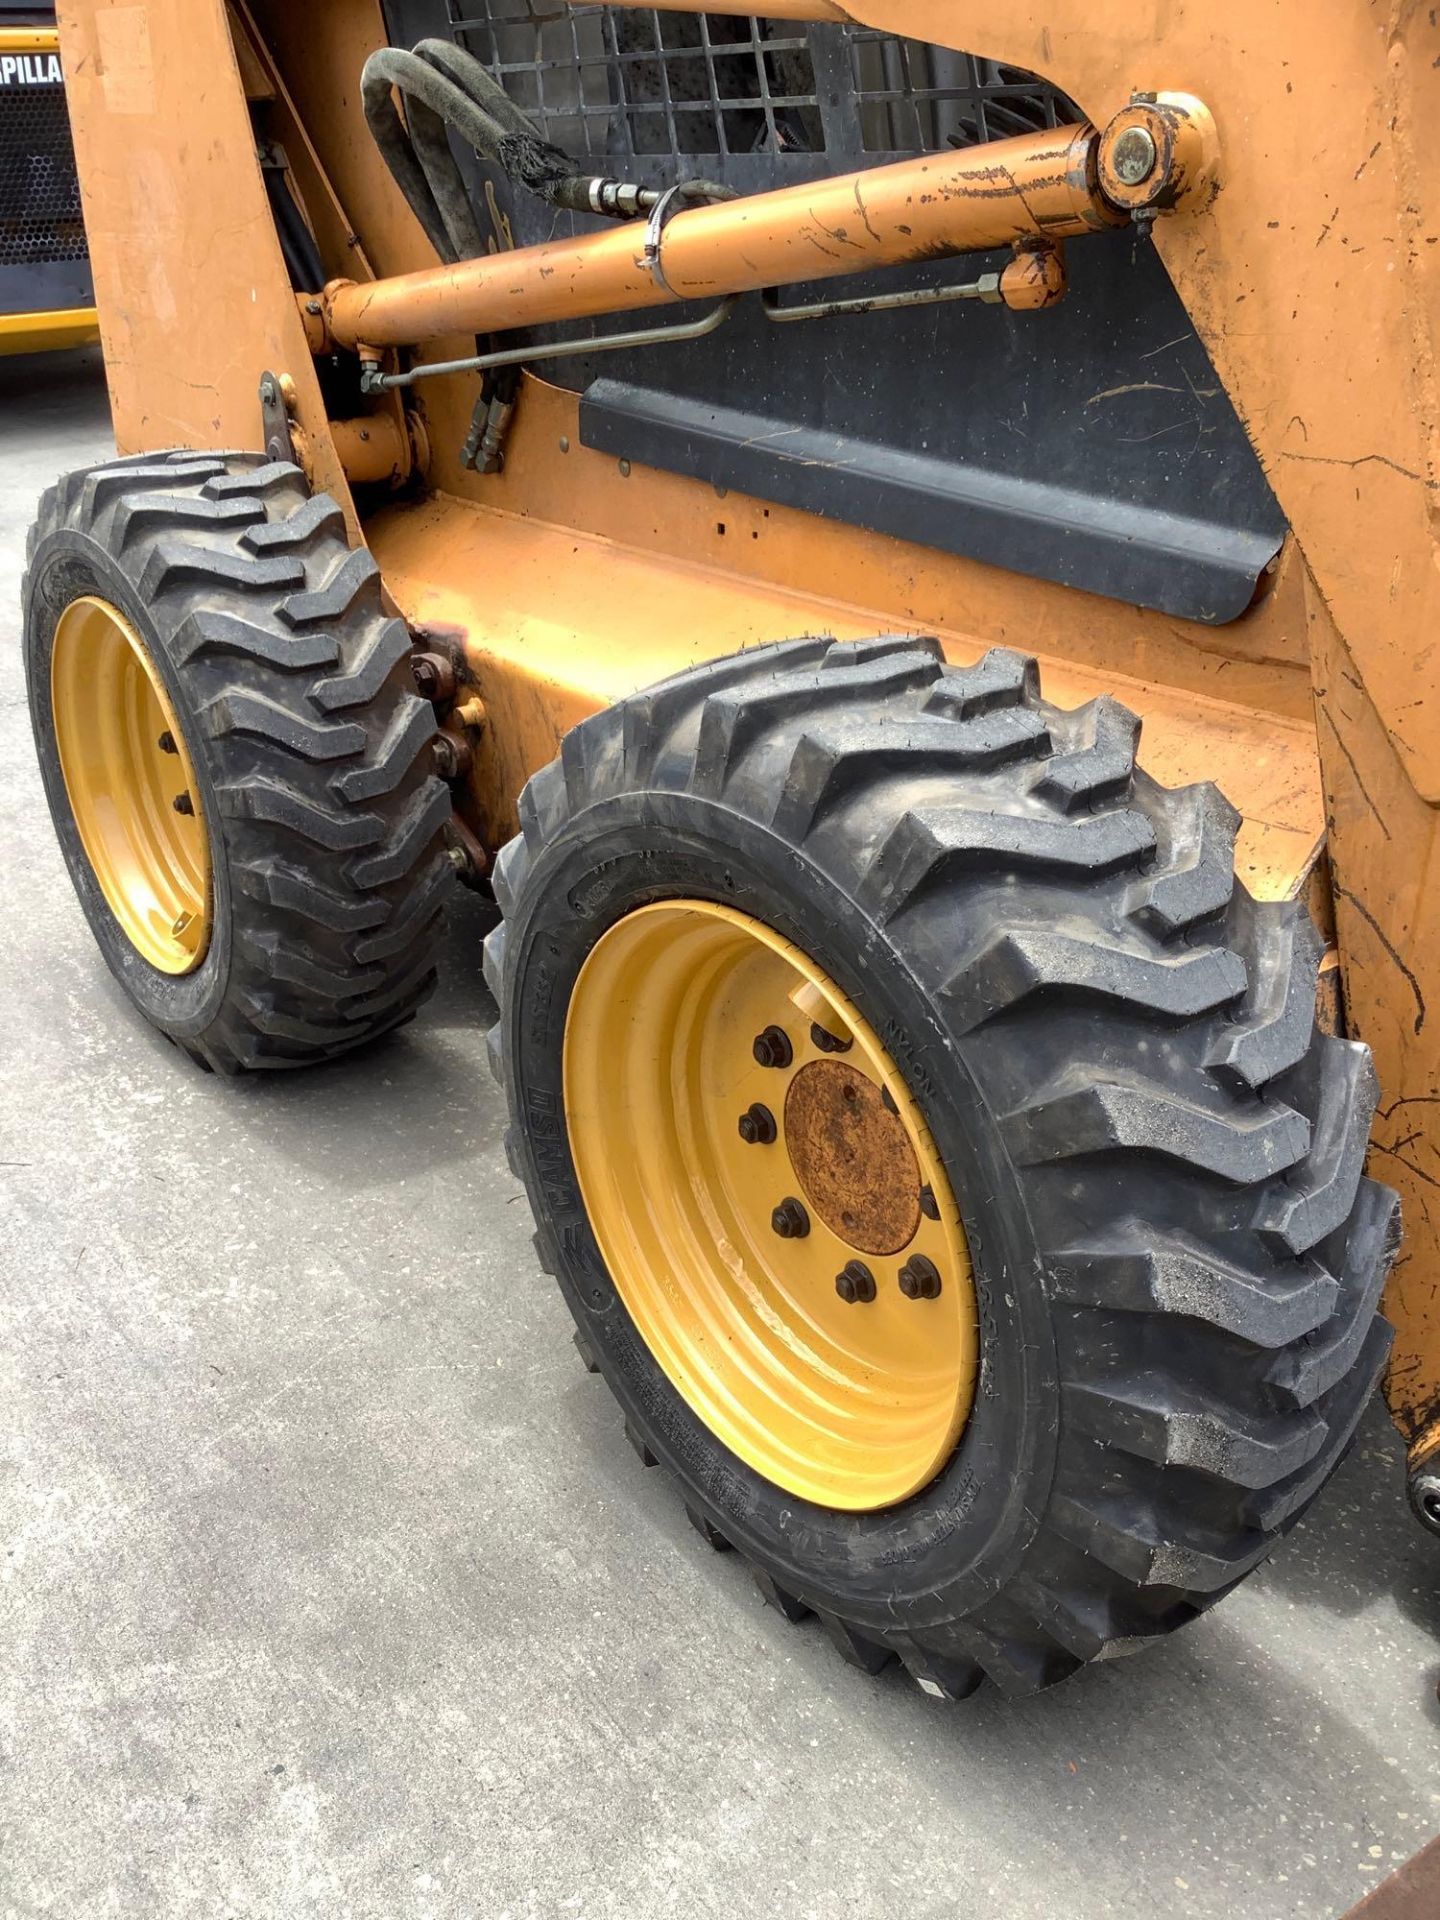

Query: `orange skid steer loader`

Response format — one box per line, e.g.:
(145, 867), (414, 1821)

(20, 0), (1440, 1701)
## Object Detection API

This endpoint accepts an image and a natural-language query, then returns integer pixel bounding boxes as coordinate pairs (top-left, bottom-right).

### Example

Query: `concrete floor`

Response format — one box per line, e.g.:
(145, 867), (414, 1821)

(1, 347), (1437, 1920)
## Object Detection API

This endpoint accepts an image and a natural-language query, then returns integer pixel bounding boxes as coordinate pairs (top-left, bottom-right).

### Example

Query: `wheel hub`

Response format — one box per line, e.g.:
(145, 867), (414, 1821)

(50, 595), (211, 975)
(563, 899), (979, 1511)
(784, 1058), (922, 1256)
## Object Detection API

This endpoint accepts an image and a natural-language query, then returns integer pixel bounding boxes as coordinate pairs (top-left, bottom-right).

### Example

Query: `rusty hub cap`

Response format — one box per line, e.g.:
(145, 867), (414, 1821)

(562, 900), (980, 1511)
(784, 1059), (922, 1255)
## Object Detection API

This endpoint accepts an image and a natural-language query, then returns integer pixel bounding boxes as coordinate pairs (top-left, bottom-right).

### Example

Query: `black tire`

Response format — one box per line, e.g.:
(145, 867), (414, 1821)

(24, 450), (452, 1072)
(485, 635), (1398, 1698)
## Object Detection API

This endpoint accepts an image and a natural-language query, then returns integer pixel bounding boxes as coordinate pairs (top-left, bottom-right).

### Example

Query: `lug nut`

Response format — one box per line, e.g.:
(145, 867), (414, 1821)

(157, 730), (177, 754)
(410, 650), (457, 703)
(835, 1260), (876, 1305)
(899, 1255), (942, 1301)
(771, 1197), (810, 1240)
(753, 1025), (793, 1070)
(432, 731), (472, 780)
(737, 1103), (777, 1146)
(919, 1185), (939, 1221)
(810, 1022), (852, 1055)
(172, 792), (195, 816)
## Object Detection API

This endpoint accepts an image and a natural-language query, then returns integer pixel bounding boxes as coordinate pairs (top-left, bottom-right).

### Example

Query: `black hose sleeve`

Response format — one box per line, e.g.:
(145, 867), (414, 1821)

(363, 37), (740, 265)
(364, 45), (582, 214)
(411, 39), (546, 147)
(361, 55), (454, 262)
(405, 90), (487, 263)
(676, 177), (739, 208)
(410, 41), (738, 210)
(411, 39), (642, 212)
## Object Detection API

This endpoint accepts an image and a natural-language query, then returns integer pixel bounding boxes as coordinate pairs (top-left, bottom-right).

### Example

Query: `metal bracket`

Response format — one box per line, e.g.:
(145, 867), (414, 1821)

(641, 183), (691, 297)
(258, 370), (297, 465)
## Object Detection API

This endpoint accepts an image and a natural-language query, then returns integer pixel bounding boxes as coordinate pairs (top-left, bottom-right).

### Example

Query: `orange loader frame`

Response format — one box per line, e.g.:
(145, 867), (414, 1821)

(55, 0), (1440, 1507)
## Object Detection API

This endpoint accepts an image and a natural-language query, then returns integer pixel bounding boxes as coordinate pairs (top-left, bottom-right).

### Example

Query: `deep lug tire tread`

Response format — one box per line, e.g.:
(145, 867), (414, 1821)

(25, 449), (449, 1070)
(487, 636), (1396, 1698)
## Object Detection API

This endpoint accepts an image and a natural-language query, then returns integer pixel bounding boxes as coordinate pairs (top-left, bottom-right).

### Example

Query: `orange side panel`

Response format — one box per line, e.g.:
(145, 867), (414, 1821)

(367, 483), (1324, 904)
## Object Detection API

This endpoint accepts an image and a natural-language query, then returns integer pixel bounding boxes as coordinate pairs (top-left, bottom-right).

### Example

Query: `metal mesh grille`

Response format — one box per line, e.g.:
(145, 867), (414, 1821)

(441, 5), (1074, 161)
(0, 73), (87, 267)
(848, 40), (1070, 152)
(445, 7), (821, 157)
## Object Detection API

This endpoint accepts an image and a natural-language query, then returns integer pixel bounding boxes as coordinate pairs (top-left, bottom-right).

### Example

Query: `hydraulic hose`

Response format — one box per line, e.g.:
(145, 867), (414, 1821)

(358, 36), (733, 472)
(360, 36), (576, 471)
(361, 37), (731, 265)
(362, 43), (524, 264)
(263, 163), (326, 294)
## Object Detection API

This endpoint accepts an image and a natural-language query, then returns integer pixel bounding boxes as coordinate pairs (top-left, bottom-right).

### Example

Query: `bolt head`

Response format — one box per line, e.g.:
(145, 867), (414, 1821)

(836, 1261), (876, 1305)
(1112, 125), (1158, 187)
(171, 792), (195, 816)
(810, 1022), (852, 1055)
(156, 730), (177, 754)
(918, 1185), (940, 1221)
(898, 1255), (942, 1301)
(753, 1025), (793, 1071)
(738, 1103), (777, 1147)
(410, 650), (457, 703)
(771, 1198), (810, 1240)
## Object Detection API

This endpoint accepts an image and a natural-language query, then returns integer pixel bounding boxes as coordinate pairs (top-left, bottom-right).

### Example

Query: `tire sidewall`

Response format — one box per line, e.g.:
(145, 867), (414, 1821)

(506, 789), (1059, 1631)
(26, 527), (236, 1039)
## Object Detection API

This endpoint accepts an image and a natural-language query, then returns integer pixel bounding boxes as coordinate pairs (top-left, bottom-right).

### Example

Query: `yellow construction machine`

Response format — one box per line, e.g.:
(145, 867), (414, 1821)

(0, 5), (96, 355)
(21, 0), (1440, 1699)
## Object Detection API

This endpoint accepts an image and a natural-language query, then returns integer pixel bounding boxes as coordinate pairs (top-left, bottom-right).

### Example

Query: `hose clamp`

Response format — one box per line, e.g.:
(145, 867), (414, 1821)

(641, 184), (690, 296)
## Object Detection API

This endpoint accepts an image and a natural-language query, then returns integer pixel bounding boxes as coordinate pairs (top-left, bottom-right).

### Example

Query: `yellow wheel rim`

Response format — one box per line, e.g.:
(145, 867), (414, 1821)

(564, 901), (980, 1512)
(50, 595), (211, 975)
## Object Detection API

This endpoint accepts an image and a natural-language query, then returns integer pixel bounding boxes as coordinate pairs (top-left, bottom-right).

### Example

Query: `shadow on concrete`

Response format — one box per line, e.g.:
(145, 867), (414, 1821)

(0, 343), (110, 443)
(1252, 1399), (1440, 1652)
(136, 887), (509, 1194)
